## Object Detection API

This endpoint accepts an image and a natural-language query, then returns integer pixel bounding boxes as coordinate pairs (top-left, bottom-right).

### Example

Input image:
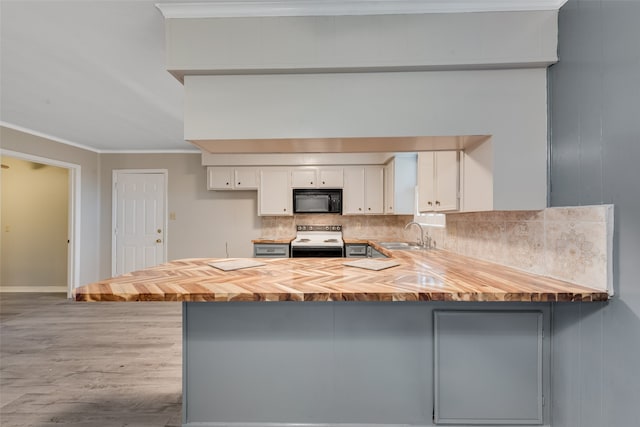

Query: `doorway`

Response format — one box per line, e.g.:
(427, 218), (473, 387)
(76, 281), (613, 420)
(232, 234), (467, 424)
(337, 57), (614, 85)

(0, 150), (80, 298)
(112, 170), (167, 276)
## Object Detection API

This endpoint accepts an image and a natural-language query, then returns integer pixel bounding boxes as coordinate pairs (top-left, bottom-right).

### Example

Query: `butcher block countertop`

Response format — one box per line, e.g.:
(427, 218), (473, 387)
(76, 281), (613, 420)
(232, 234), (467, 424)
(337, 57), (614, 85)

(75, 243), (608, 303)
(251, 237), (294, 244)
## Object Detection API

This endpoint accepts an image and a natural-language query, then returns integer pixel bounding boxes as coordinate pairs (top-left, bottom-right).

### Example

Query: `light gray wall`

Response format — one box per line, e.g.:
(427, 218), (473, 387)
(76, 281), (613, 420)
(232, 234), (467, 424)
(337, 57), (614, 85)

(549, 1), (640, 426)
(185, 69), (549, 211)
(99, 154), (261, 280)
(0, 157), (68, 288)
(166, 11), (559, 75)
(0, 126), (101, 286)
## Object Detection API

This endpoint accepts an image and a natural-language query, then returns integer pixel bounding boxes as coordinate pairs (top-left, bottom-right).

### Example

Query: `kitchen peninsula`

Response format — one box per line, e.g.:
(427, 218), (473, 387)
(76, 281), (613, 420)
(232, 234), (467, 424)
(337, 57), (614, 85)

(76, 243), (607, 302)
(76, 244), (607, 427)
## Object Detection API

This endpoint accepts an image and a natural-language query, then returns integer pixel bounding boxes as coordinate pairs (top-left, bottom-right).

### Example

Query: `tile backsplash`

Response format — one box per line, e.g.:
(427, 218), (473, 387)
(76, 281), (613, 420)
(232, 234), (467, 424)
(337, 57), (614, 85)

(431, 205), (614, 294)
(260, 214), (416, 241)
(259, 205), (614, 294)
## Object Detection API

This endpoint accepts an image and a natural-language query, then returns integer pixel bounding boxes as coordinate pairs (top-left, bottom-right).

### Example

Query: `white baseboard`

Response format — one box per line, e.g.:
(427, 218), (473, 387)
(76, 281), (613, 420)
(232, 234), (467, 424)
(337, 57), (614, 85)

(0, 286), (67, 293)
(182, 423), (422, 427)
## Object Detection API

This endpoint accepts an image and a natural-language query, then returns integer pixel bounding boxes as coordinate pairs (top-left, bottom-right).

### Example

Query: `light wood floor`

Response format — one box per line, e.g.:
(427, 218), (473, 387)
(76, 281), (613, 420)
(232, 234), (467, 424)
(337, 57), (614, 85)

(0, 293), (182, 427)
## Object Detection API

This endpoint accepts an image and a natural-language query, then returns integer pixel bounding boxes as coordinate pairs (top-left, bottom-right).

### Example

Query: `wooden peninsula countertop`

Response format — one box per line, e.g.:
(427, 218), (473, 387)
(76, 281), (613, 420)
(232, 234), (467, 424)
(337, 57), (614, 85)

(75, 243), (608, 303)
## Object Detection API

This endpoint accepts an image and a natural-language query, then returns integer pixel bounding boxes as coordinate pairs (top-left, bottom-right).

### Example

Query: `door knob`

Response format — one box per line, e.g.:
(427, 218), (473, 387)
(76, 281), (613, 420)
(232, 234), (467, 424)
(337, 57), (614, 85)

(156, 239), (162, 243)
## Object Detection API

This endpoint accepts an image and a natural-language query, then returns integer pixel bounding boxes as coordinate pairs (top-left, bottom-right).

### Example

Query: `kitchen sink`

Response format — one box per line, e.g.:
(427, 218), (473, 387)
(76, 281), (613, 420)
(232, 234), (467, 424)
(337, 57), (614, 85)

(378, 242), (424, 251)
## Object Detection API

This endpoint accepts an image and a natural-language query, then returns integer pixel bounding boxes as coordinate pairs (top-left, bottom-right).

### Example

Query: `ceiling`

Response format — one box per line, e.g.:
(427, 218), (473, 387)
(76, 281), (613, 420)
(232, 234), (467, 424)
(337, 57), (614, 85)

(0, 0), (566, 153)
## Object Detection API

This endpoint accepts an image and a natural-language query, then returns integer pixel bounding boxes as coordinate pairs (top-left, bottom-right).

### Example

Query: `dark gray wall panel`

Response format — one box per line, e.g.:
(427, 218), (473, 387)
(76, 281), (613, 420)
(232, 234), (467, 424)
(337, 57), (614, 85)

(183, 302), (551, 426)
(434, 311), (544, 425)
(549, 0), (640, 426)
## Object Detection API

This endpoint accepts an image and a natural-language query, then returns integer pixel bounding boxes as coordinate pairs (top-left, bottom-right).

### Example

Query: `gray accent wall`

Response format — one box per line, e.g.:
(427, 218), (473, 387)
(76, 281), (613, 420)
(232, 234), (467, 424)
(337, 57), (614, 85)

(548, 1), (640, 426)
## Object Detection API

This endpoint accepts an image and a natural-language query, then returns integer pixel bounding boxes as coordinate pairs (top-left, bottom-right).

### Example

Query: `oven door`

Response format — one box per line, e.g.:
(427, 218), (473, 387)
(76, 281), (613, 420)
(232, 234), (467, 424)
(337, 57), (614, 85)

(290, 246), (344, 258)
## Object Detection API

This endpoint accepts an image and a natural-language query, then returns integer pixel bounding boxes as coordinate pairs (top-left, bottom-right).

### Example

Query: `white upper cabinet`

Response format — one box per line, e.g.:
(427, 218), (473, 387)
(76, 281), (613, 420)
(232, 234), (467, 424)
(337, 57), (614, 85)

(384, 161), (395, 214)
(234, 167), (258, 189)
(258, 168), (292, 216)
(207, 167), (234, 190)
(418, 151), (460, 212)
(318, 168), (343, 188)
(207, 167), (258, 190)
(343, 167), (366, 214)
(291, 167), (344, 188)
(344, 166), (384, 215)
(364, 166), (384, 214)
(384, 155), (418, 215)
(291, 169), (317, 188)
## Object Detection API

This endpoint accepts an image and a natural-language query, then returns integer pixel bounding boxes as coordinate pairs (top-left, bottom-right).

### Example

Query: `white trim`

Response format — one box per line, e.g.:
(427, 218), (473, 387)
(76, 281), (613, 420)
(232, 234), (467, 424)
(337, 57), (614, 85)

(0, 149), (82, 299)
(100, 149), (200, 154)
(0, 286), (67, 293)
(111, 170), (169, 277)
(156, 0), (569, 19)
(0, 121), (100, 153)
(181, 423), (436, 427)
(1, 122), (199, 154)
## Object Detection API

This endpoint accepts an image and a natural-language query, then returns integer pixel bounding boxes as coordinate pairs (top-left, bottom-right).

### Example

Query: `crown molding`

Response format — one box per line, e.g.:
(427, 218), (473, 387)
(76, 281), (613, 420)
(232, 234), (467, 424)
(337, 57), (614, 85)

(0, 122), (101, 153)
(0, 122), (199, 154)
(156, 0), (568, 19)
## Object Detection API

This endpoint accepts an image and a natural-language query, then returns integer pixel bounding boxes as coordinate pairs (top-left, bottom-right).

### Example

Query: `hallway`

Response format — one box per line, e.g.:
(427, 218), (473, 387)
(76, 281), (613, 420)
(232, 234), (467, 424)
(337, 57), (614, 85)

(0, 293), (182, 427)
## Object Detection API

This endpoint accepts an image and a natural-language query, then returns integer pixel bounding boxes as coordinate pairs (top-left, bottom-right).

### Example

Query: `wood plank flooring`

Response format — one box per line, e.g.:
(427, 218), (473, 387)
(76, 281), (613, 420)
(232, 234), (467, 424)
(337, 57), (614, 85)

(0, 293), (182, 427)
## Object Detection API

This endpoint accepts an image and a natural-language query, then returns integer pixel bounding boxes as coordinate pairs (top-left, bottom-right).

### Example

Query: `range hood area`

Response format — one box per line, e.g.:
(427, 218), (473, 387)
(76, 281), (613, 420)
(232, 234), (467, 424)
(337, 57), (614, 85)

(156, 2), (562, 210)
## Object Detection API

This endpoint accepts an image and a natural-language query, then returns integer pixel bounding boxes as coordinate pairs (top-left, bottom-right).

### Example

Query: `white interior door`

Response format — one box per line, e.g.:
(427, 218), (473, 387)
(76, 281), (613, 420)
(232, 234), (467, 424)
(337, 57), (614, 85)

(113, 170), (167, 276)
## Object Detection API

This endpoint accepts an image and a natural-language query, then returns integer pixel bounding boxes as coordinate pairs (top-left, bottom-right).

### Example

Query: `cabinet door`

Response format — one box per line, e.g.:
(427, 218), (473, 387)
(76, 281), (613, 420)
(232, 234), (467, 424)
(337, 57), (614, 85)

(207, 167), (234, 190)
(364, 166), (384, 214)
(384, 161), (395, 214)
(234, 167), (258, 189)
(417, 153), (436, 211)
(291, 169), (317, 188)
(343, 167), (365, 215)
(434, 151), (459, 212)
(258, 169), (292, 216)
(318, 168), (344, 188)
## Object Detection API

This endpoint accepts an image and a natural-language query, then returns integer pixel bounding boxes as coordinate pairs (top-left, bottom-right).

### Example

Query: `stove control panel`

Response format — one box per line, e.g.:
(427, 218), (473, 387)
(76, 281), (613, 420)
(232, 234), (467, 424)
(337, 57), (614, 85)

(296, 225), (342, 232)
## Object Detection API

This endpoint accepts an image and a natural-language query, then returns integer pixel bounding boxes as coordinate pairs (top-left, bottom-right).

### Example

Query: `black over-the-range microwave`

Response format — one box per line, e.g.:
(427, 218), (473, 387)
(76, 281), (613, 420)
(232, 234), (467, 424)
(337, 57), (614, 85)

(293, 189), (342, 214)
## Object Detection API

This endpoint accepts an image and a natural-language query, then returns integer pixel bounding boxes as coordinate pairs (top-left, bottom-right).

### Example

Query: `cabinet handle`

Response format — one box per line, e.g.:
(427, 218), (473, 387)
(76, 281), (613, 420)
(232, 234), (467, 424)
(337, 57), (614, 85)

(238, 182), (241, 185)
(226, 182), (230, 186)
(358, 207), (362, 211)
(322, 181), (325, 184)
(283, 208), (287, 212)
(368, 207), (371, 211)
(310, 181), (313, 185)
(428, 201), (433, 206)
(435, 201), (441, 206)
(156, 239), (162, 243)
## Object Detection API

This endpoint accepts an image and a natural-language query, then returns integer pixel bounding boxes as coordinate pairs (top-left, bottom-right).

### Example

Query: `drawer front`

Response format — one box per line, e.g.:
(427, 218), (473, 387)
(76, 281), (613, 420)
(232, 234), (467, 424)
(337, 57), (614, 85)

(345, 244), (367, 258)
(254, 244), (290, 258)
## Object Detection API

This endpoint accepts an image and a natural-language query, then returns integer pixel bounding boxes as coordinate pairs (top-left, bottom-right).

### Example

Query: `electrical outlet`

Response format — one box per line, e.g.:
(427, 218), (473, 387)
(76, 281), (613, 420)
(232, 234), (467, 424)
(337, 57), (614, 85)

(169, 212), (176, 220)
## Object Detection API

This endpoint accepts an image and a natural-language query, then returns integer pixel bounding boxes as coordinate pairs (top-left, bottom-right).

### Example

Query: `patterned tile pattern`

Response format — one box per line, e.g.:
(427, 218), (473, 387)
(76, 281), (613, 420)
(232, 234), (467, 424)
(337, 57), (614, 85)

(442, 205), (613, 292)
(261, 214), (416, 242)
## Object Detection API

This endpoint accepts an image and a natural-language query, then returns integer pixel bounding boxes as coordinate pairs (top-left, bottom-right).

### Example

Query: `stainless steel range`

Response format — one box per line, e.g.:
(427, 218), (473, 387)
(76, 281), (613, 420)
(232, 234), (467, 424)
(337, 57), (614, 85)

(290, 225), (344, 258)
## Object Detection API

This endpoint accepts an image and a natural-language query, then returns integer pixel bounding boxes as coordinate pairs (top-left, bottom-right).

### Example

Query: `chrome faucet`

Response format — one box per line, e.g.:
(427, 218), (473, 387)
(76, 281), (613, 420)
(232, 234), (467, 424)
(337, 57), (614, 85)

(404, 221), (428, 248)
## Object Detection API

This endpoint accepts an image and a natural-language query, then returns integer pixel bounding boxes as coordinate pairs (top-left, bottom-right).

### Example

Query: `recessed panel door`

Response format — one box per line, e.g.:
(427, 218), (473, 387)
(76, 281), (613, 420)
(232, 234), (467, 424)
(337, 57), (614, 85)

(113, 171), (166, 276)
